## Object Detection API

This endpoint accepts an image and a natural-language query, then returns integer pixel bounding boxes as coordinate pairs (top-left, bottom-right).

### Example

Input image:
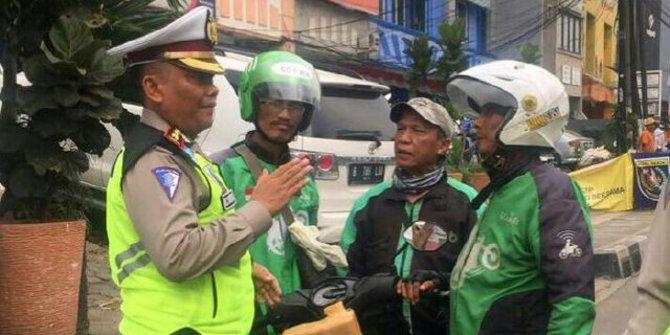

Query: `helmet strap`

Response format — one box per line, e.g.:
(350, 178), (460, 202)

(480, 150), (506, 173)
(471, 148), (541, 210)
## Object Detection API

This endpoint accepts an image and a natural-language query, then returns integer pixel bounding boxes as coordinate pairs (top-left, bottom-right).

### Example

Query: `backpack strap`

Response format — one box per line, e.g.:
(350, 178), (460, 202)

(233, 143), (295, 223)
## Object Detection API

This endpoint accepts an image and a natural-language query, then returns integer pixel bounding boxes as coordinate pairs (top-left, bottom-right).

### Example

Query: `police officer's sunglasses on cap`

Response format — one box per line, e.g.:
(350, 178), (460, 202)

(260, 99), (306, 114)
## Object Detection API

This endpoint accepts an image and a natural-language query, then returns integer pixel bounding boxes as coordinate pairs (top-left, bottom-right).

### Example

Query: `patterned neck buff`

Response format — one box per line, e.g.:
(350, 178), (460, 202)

(393, 165), (445, 195)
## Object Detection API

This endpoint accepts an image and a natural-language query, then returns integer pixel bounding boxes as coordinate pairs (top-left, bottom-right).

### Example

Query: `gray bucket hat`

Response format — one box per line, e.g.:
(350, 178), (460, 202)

(390, 97), (459, 138)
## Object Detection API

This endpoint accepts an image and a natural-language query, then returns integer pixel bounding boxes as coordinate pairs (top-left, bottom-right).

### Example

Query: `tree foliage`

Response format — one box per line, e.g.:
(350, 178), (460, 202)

(436, 17), (467, 80)
(402, 18), (467, 106)
(520, 42), (541, 65)
(0, 0), (185, 221)
(403, 35), (434, 97)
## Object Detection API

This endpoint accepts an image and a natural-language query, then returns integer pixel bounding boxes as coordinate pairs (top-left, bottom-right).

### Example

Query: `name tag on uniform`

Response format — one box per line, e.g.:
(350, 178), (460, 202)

(221, 189), (236, 211)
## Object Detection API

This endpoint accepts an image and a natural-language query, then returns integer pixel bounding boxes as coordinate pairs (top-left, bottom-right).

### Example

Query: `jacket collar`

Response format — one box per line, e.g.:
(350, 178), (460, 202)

(141, 108), (200, 150)
(383, 174), (451, 202)
(140, 108), (171, 133)
(243, 131), (291, 165)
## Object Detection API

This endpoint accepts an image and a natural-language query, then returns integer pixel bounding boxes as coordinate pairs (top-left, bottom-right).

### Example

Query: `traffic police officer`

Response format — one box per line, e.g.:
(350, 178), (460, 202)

(105, 7), (311, 335)
(625, 181), (670, 334)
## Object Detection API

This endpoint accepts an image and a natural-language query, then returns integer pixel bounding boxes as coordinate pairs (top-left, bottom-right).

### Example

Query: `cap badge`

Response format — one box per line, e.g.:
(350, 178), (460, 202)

(207, 15), (218, 45)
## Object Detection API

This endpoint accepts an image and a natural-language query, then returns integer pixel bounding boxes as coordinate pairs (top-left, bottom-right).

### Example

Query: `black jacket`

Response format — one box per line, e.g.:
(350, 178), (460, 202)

(341, 177), (478, 335)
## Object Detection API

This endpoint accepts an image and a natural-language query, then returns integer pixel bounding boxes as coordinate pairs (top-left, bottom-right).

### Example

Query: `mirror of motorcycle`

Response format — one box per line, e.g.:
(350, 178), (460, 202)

(402, 221), (448, 251)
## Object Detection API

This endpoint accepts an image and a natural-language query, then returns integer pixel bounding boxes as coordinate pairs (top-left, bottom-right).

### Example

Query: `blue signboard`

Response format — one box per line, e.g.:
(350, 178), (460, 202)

(633, 152), (670, 208)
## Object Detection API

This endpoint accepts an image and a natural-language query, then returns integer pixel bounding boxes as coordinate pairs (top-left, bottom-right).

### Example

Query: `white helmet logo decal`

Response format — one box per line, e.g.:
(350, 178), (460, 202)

(272, 63), (313, 80)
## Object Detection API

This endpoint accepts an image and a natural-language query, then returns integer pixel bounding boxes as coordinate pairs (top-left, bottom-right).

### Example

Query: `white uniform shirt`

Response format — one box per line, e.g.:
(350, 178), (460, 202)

(655, 128), (666, 151)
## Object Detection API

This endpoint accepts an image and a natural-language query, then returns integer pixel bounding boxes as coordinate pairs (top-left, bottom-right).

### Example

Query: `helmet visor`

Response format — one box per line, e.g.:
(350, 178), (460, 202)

(446, 77), (517, 118)
(253, 82), (319, 107)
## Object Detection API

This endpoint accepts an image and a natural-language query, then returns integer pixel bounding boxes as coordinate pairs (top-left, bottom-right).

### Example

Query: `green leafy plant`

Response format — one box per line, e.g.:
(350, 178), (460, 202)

(446, 136), (483, 184)
(435, 17), (467, 80)
(520, 43), (541, 65)
(605, 106), (638, 154)
(73, 0), (188, 45)
(403, 35), (434, 97)
(0, 15), (124, 221)
(0, 1), (187, 222)
(401, 18), (467, 99)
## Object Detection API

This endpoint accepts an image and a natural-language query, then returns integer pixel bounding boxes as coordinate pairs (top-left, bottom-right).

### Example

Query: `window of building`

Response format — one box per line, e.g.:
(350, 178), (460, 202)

(558, 11), (582, 55)
(380, 0), (404, 26)
(409, 0), (425, 32)
(380, 0), (426, 32)
(457, 1), (487, 52)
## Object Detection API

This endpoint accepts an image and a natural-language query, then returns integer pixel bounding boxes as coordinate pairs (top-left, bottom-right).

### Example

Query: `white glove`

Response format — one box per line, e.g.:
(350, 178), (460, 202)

(288, 220), (348, 271)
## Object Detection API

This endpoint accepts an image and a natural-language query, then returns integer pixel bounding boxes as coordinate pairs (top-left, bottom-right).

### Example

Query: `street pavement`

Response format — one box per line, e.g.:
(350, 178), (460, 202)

(591, 209), (655, 335)
(84, 209), (656, 335)
(594, 275), (638, 335)
(591, 209), (652, 251)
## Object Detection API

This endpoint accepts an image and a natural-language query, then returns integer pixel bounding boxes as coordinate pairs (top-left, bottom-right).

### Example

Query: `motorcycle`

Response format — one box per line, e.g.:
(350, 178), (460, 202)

(254, 221), (451, 335)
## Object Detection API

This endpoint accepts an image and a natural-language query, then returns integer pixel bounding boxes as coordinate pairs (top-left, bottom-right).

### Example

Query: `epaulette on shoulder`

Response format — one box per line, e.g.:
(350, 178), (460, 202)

(121, 124), (190, 182)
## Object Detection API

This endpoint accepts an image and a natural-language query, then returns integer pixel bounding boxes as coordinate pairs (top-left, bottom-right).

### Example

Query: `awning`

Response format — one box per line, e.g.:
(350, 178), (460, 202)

(583, 75), (615, 103)
(347, 63), (446, 96)
(326, 0), (379, 15)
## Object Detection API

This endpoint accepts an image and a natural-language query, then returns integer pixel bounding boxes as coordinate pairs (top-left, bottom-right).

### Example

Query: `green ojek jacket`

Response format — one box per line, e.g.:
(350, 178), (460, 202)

(450, 163), (595, 335)
(218, 142), (320, 295)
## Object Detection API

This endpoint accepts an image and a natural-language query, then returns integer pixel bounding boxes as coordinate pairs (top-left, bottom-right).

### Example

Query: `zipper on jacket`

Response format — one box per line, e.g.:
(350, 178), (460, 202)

(397, 200), (423, 332)
(211, 272), (218, 318)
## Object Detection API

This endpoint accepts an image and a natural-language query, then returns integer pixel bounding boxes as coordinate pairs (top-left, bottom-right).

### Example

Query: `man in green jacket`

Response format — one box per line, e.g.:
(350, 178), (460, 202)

(105, 9), (311, 335)
(212, 51), (322, 333)
(446, 60), (594, 334)
(341, 97), (480, 335)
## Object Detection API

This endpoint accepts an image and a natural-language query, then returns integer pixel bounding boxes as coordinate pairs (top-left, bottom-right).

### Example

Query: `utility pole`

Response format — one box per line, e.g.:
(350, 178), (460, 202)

(638, 0), (649, 117)
(616, 0), (630, 153)
(629, 0), (642, 119)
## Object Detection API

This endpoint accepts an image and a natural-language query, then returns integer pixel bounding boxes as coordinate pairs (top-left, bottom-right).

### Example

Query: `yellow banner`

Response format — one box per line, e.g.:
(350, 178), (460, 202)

(569, 153), (634, 211)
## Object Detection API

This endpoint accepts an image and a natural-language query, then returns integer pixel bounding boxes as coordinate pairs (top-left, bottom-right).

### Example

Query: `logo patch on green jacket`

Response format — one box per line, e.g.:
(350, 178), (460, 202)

(479, 243), (501, 271)
(499, 211), (520, 226)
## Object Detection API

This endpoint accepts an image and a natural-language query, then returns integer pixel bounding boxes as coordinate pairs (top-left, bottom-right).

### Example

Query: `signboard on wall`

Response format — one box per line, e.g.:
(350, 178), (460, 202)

(637, 70), (663, 116)
(562, 65), (571, 84)
(572, 67), (581, 86)
(643, 1), (661, 69)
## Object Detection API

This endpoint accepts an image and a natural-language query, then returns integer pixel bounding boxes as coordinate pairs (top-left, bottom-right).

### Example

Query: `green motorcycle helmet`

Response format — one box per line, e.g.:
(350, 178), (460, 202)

(239, 51), (321, 131)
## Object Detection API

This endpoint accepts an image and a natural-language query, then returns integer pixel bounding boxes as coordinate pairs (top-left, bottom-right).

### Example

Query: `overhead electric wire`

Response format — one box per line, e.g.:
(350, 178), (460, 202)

(489, 0), (579, 52)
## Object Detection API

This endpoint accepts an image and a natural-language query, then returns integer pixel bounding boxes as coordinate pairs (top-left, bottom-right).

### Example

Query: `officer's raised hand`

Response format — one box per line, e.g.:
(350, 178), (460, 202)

(252, 157), (312, 216)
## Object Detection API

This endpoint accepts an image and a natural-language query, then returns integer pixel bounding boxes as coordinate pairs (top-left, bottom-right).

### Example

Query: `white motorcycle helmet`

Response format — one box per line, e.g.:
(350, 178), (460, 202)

(446, 60), (568, 151)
